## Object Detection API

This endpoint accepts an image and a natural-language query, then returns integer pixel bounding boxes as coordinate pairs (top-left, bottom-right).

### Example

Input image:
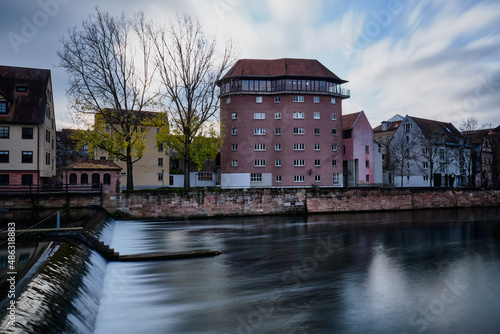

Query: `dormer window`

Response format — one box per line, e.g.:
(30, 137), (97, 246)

(16, 86), (27, 93)
(0, 101), (7, 114)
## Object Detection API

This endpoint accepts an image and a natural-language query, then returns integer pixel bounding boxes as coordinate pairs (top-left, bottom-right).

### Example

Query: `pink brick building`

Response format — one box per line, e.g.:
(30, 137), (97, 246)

(217, 58), (350, 188)
(342, 111), (374, 187)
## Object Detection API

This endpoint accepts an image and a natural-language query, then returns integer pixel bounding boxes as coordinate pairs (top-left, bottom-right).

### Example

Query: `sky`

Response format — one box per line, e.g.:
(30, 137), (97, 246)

(1, 0), (500, 130)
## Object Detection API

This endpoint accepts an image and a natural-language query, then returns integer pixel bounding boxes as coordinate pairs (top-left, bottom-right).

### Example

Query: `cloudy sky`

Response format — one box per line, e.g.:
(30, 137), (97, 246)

(2, 0), (500, 130)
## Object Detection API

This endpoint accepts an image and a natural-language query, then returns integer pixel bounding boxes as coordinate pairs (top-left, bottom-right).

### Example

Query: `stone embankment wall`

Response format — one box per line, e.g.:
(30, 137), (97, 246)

(114, 188), (500, 218)
(1, 188), (499, 218)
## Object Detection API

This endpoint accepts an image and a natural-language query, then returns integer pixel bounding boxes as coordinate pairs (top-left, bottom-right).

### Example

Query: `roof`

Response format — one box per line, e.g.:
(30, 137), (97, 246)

(463, 129), (489, 145)
(342, 111), (362, 130)
(410, 116), (464, 143)
(65, 159), (122, 170)
(0, 65), (51, 124)
(219, 58), (347, 83)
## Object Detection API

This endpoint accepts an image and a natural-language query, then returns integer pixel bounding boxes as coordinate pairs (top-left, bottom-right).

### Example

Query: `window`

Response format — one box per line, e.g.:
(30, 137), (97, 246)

(103, 173), (111, 185)
(365, 145), (370, 154)
(275, 128), (281, 135)
(251, 173), (262, 182)
(69, 173), (77, 185)
(0, 101), (8, 114)
(0, 175), (9, 185)
(81, 173), (88, 184)
(293, 143), (305, 151)
(274, 112), (281, 120)
(274, 96), (281, 103)
(343, 146), (346, 154)
(100, 156), (106, 161)
(226, 97), (231, 104)
(314, 112), (320, 119)
(231, 160), (238, 167)
(331, 98), (336, 104)
(387, 136), (392, 142)
(332, 160), (337, 167)
(275, 159), (282, 167)
(294, 159), (305, 166)
(231, 113), (238, 120)
(293, 127), (305, 135)
(198, 173), (213, 181)
(405, 122), (412, 133)
(45, 153), (50, 165)
(275, 144), (282, 151)
(232, 128), (238, 135)
(439, 149), (445, 160)
(231, 144), (238, 151)
(22, 151), (33, 163)
(0, 151), (9, 163)
(422, 148), (429, 154)
(332, 144), (337, 151)
(424, 176), (429, 181)
(158, 158), (163, 167)
(366, 160), (370, 168)
(0, 126), (9, 138)
(331, 113), (336, 120)
(293, 112), (305, 119)
(254, 128), (266, 135)
(423, 162), (429, 168)
(158, 143), (164, 152)
(275, 175), (282, 183)
(254, 112), (265, 119)
(314, 143), (321, 151)
(314, 96), (320, 103)
(256, 96), (263, 103)
(314, 128), (320, 135)
(23, 127), (33, 139)
(293, 95), (304, 102)
(45, 129), (50, 142)
(314, 159), (321, 167)
(333, 173), (340, 185)
(254, 160), (266, 167)
(366, 175), (370, 182)
(332, 129), (337, 136)
(315, 175), (321, 182)
(105, 124), (110, 132)
(294, 175), (305, 182)
(16, 86), (27, 93)
(158, 173), (164, 182)
(21, 174), (33, 186)
(254, 144), (266, 151)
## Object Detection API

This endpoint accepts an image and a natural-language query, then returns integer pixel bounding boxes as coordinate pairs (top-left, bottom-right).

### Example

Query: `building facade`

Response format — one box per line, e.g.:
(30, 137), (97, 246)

(388, 115), (470, 187)
(0, 66), (57, 186)
(373, 114), (404, 186)
(217, 58), (350, 188)
(342, 111), (374, 187)
(93, 111), (170, 189)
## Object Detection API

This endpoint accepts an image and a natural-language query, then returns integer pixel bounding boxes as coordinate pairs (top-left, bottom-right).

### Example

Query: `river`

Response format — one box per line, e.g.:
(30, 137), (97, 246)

(2, 207), (500, 333)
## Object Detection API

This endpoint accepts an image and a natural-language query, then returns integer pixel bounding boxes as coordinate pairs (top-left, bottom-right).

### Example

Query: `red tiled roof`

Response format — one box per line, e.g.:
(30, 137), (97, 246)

(342, 112), (361, 130)
(0, 65), (51, 124)
(220, 58), (347, 83)
(65, 159), (122, 170)
(463, 129), (489, 144)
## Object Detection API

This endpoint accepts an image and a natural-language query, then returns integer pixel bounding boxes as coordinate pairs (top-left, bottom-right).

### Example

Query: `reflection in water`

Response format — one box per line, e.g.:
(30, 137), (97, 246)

(94, 208), (500, 334)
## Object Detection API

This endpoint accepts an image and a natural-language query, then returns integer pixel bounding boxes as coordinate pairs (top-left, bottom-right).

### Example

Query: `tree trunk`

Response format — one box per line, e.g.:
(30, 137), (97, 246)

(183, 141), (190, 189)
(126, 148), (134, 191)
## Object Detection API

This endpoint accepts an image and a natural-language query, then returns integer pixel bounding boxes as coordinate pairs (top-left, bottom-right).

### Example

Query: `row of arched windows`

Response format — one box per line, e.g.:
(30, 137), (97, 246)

(69, 173), (111, 186)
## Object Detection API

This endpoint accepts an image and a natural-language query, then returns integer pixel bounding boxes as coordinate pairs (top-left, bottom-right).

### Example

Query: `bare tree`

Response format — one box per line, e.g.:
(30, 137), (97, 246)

(459, 116), (478, 132)
(387, 130), (415, 187)
(58, 9), (158, 190)
(150, 14), (237, 189)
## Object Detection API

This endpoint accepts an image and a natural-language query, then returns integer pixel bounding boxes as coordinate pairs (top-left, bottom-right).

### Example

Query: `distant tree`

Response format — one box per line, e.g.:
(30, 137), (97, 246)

(460, 116), (478, 132)
(481, 122), (494, 130)
(387, 129), (415, 187)
(58, 9), (158, 190)
(149, 14), (236, 189)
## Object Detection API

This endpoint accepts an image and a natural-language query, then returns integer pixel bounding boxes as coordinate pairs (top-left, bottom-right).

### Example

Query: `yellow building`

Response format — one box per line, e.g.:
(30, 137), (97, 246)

(0, 66), (56, 186)
(93, 110), (169, 189)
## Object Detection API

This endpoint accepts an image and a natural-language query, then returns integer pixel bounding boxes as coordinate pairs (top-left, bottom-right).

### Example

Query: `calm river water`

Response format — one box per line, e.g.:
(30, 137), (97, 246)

(1, 207), (500, 333)
(93, 208), (500, 334)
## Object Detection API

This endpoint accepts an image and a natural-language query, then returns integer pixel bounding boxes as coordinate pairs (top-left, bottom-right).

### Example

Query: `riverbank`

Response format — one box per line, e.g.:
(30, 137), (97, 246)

(115, 187), (500, 219)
